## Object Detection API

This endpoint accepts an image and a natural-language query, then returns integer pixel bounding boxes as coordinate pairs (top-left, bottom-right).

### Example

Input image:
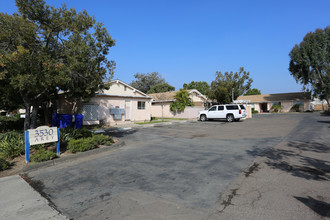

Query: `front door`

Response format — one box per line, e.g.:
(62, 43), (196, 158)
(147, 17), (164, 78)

(125, 100), (132, 121)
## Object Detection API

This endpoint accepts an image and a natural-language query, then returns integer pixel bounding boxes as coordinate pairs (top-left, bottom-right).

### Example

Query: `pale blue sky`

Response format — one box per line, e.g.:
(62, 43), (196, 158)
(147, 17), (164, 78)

(2, 0), (330, 94)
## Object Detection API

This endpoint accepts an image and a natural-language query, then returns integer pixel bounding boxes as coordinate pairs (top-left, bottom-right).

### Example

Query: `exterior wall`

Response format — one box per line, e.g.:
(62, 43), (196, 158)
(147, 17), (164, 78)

(151, 103), (203, 119)
(281, 101), (292, 112)
(151, 103), (172, 118)
(85, 96), (151, 125)
(249, 99), (312, 113)
(131, 99), (152, 122)
(190, 91), (206, 102)
(245, 105), (252, 118)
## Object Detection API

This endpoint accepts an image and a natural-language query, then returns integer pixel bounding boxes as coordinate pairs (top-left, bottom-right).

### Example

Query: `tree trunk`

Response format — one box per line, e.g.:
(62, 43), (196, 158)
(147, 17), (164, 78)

(42, 101), (51, 125)
(24, 104), (31, 131)
(30, 102), (39, 129)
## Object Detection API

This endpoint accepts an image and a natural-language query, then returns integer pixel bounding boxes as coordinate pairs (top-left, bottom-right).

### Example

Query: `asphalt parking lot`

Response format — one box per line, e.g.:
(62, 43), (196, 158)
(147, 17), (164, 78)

(24, 113), (316, 219)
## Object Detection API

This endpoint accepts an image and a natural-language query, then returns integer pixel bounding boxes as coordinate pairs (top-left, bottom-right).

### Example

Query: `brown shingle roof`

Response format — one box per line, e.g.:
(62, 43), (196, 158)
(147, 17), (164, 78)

(237, 92), (311, 103)
(148, 91), (178, 101)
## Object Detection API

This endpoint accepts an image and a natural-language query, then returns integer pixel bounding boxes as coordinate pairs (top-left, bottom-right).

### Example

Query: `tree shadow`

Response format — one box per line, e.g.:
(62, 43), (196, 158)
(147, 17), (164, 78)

(263, 141), (330, 181)
(104, 129), (137, 138)
(294, 196), (330, 217)
(317, 120), (330, 124)
(288, 141), (330, 153)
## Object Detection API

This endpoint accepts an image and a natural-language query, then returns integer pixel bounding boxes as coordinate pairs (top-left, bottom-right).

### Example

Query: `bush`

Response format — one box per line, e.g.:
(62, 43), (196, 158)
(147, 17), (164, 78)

(90, 134), (114, 146)
(290, 104), (301, 112)
(60, 127), (93, 149)
(0, 114), (24, 132)
(0, 131), (24, 159)
(67, 138), (97, 153)
(271, 104), (283, 113)
(0, 156), (11, 171)
(67, 134), (113, 153)
(30, 149), (58, 162)
(251, 108), (259, 114)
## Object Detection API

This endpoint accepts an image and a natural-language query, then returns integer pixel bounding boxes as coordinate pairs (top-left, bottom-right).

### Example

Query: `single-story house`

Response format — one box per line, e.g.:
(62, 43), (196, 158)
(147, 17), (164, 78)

(58, 79), (153, 125)
(236, 92), (312, 113)
(149, 89), (211, 119)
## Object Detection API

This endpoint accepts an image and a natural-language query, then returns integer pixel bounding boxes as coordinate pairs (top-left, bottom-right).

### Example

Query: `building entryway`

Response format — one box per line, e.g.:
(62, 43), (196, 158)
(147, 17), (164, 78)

(125, 100), (132, 121)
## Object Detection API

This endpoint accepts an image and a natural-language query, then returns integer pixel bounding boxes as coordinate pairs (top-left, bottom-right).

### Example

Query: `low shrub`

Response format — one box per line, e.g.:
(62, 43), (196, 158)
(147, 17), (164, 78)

(0, 156), (11, 171)
(271, 104), (283, 113)
(0, 131), (24, 159)
(67, 134), (114, 153)
(67, 138), (97, 153)
(251, 108), (259, 114)
(60, 127), (93, 149)
(30, 149), (58, 162)
(91, 134), (114, 146)
(290, 104), (301, 112)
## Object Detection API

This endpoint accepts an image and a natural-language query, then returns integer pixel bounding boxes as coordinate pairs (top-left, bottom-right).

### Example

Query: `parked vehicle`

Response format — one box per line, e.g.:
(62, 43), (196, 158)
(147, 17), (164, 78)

(198, 104), (247, 122)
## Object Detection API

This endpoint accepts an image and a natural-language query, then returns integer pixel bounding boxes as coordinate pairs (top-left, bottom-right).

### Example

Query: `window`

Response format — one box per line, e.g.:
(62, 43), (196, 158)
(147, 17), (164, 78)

(218, 106), (224, 111)
(226, 105), (239, 110)
(82, 104), (99, 120)
(138, 101), (145, 110)
(239, 105), (246, 110)
(209, 106), (217, 111)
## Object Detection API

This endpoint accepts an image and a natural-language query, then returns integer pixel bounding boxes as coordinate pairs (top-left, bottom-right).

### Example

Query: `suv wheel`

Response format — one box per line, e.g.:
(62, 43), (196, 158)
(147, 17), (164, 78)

(226, 114), (234, 122)
(200, 114), (207, 122)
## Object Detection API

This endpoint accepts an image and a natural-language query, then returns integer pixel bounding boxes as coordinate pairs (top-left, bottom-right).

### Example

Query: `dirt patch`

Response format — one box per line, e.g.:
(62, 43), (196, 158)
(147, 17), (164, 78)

(0, 155), (26, 178)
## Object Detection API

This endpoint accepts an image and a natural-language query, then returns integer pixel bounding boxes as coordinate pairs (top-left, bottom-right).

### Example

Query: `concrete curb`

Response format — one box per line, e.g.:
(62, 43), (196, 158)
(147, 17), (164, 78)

(22, 140), (125, 173)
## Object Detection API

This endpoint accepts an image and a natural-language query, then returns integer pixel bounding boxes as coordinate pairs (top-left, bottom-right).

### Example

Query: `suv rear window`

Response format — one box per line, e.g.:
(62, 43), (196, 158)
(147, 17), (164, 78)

(226, 105), (239, 110)
(239, 105), (246, 110)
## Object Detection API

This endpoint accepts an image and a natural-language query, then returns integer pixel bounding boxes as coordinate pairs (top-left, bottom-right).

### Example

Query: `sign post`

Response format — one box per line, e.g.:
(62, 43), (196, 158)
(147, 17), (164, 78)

(25, 126), (60, 164)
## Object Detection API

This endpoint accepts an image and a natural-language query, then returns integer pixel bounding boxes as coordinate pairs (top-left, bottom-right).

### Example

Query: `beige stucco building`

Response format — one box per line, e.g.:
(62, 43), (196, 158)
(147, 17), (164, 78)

(149, 90), (210, 119)
(236, 92), (312, 113)
(58, 80), (153, 125)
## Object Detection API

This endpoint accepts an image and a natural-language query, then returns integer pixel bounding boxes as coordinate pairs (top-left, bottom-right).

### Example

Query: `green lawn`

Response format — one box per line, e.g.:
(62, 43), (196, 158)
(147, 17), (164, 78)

(153, 117), (187, 120)
(135, 120), (170, 125)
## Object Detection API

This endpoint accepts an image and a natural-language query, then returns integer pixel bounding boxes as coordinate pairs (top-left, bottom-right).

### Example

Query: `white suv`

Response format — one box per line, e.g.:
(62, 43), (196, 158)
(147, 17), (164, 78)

(199, 104), (247, 122)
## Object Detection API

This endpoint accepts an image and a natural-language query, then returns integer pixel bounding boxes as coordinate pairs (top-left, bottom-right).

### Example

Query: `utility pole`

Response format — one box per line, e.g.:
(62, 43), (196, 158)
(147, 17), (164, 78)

(232, 88), (234, 103)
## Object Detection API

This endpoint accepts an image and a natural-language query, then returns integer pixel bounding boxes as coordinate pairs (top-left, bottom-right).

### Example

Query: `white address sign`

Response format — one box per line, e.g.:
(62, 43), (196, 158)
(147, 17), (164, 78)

(28, 126), (58, 146)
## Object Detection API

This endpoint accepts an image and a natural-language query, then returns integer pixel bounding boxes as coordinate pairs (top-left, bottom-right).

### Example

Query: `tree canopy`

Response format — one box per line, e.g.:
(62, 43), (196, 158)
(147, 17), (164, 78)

(0, 0), (115, 129)
(289, 26), (330, 104)
(244, 88), (261, 96)
(130, 72), (166, 94)
(182, 81), (210, 95)
(147, 83), (175, 94)
(209, 67), (253, 104)
(170, 89), (193, 112)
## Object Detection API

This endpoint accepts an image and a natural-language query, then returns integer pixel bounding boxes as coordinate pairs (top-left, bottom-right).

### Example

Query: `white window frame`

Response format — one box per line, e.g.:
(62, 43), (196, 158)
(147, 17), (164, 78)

(137, 101), (146, 110)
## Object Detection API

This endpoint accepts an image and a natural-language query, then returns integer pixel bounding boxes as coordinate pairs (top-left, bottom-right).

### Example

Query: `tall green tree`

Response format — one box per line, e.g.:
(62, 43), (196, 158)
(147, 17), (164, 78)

(0, 0), (115, 129)
(170, 89), (193, 112)
(289, 26), (330, 104)
(130, 72), (166, 94)
(182, 81), (210, 95)
(147, 83), (175, 94)
(209, 67), (253, 104)
(244, 88), (261, 96)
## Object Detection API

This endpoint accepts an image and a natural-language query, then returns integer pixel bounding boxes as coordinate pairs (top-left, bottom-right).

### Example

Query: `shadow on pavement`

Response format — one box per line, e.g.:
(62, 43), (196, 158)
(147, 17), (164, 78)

(294, 196), (330, 217)
(264, 141), (330, 181)
(104, 129), (137, 138)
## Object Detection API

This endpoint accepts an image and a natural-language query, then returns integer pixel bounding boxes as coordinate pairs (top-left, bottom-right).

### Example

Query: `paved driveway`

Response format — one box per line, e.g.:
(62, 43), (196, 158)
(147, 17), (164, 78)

(26, 113), (302, 219)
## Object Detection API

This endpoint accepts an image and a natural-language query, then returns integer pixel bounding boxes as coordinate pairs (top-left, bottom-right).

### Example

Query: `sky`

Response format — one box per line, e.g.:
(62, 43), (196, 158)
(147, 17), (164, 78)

(2, 0), (330, 94)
